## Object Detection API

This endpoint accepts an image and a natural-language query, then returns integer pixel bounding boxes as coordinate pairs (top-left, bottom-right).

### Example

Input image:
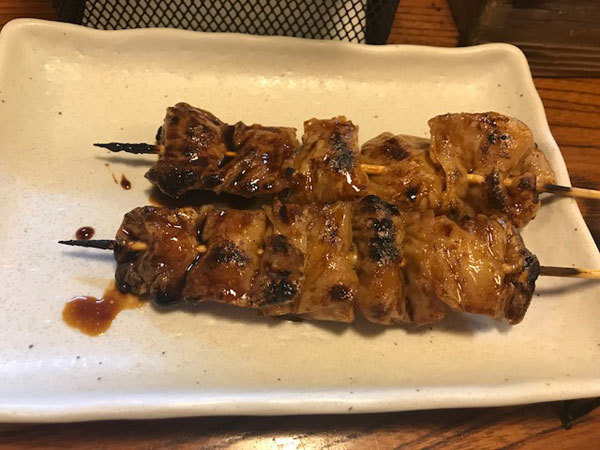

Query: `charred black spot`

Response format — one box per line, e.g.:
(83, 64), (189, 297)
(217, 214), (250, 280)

(168, 115), (179, 126)
(208, 241), (250, 267)
(283, 167), (296, 178)
(155, 125), (163, 143)
(270, 235), (290, 253)
(360, 195), (399, 216)
(405, 186), (418, 202)
(201, 174), (222, 188)
(522, 250), (540, 288)
(146, 165), (200, 197)
(487, 133), (498, 144)
(329, 284), (353, 302)
(329, 132), (355, 172)
(518, 176), (534, 191)
(382, 137), (409, 160)
(369, 218), (399, 263)
(500, 134), (509, 140)
(264, 276), (297, 304)
(485, 170), (506, 212)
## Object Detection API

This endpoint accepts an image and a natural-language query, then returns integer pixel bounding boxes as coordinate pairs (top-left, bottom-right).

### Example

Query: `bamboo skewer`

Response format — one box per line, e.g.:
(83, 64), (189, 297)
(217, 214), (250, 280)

(96, 142), (600, 201)
(466, 174), (600, 200)
(59, 240), (599, 279)
(539, 266), (600, 279)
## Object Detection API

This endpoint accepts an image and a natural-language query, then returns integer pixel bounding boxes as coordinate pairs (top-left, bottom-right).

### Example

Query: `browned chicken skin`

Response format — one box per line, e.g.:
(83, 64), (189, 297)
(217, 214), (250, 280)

(361, 133), (444, 212)
(183, 207), (267, 307)
(146, 103), (229, 198)
(114, 206), (203, 304)
(428, 112), (556, 227)
(287, 117), (369, 203)
(146, 103), (299, 199)
(262, 200), (357, 322)
(141, 105), (555, 228)
(402, 211), (539, 324)
(111, 197), (539, 326)
(353, 195), (410, 325)
(219, 122), (299, 197)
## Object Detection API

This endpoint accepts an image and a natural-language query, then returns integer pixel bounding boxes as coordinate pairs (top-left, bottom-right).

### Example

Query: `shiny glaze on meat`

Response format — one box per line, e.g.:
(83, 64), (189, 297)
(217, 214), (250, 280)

(353, 195), (409, 324)
(145, 103), (229, 198)
(289, 117), (369, 203)
(249, 233), (305, 315)
(264, 200), (357, 322)
(114, 206), (202, 304)
(361, 133), (444, 212)
(428, 112), (556, 227)
(402, 211), (539, 324)
(183, 207), (267, 306)
(219, 122), (299, 197)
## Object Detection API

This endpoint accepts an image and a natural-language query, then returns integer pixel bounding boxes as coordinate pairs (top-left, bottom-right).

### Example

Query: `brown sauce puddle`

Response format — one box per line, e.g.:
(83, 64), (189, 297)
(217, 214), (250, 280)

(120, 174), (131, 190)
(63, 284), (144, 336)
(75, 226), (95, 240)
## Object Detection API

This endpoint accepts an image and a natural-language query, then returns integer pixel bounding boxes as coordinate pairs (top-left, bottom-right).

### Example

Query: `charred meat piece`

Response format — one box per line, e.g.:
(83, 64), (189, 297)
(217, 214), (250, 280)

(402, 211), (539, 324)
(428, 112), (556, 227)
(218, 122), (299, 197)
(353, 195), (409, 325)
(249, 234), (305, 316)
(145, 103), (229, 198)
(183, 207), (267, 306)
(263, 200), (358, 322)
(114, 206), (203, 305)
(289, 117), (369, 203)
(361, 133), (444, 212)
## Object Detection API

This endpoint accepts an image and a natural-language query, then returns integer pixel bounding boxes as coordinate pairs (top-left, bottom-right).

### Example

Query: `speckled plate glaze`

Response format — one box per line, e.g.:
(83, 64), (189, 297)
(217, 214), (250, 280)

(1, 19), (599, 422)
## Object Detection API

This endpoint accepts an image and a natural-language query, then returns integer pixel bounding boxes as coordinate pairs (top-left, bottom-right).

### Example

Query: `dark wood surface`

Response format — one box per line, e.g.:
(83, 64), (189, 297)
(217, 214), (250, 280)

(1, 0), (600, 447)
(448, 0), (600, 77)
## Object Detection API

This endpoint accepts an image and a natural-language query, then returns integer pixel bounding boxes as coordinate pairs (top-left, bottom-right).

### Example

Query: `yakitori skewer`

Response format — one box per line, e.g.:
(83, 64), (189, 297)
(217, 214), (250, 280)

(95, 105), (600, 233)
(58, 199), (600, 327)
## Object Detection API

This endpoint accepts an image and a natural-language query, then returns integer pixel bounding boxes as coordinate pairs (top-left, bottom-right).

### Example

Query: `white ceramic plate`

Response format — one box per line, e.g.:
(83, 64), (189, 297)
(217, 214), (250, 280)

(1, 19), (599, 423)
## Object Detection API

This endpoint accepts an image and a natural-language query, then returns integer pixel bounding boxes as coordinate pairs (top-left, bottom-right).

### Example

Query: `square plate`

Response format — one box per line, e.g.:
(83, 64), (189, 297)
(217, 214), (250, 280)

(1, 19), (599, 422)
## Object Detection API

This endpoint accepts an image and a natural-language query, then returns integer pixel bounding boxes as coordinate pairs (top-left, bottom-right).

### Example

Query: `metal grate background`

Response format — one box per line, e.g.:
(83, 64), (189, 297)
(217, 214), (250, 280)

(53, 0), (400, 44)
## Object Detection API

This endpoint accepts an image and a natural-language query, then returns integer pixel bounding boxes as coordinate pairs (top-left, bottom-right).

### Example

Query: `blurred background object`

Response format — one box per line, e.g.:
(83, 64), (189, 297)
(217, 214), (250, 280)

(448, 0), (600, 76)
(52, 0), (400, 44)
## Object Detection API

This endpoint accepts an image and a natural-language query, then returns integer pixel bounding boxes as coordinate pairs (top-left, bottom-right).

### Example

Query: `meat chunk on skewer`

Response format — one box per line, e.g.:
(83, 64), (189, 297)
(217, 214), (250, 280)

(289, 117), (369, 203)
(402, 211), (539, 324)
(428, 112), (556, 227)
(183, 207), (267, 307)
(353, 195), (410, 324)
(114, 206), (203, 304)
(361, 133), (444, 212)
(145, 103), (230, 198)
(219, 122), (299, 197)
(261, 200), (358, 322)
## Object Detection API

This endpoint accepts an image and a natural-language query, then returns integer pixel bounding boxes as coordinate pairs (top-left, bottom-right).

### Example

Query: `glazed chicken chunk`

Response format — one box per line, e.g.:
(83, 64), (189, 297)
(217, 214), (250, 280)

(183, 207), (267, 307)
(289, 117), (369, 203)
(353, 195), (410, 324)
(218, 122), (299, 197)
(262, 200), (358, 322)
(428, 112), (556, 227)
(402, 211), (539, 324)
(114, 206), (203, 304)
(146, 103), (230, 198)
(361, 133), (444, 212)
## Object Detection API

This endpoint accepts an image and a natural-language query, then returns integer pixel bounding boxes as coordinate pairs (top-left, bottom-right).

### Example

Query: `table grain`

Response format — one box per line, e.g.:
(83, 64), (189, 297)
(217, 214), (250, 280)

(1, 0), (599, 447)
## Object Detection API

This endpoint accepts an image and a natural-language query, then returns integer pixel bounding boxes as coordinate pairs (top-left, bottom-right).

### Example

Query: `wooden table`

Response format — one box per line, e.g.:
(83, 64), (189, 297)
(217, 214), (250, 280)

(1, 0), (599, 447)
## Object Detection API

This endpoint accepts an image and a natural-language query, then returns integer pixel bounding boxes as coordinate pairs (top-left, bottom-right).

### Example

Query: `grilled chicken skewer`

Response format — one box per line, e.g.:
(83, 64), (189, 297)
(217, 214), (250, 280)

(96, 104), (598, 228)
(60, 197), (592, 326)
